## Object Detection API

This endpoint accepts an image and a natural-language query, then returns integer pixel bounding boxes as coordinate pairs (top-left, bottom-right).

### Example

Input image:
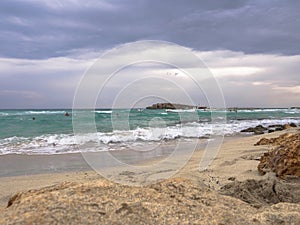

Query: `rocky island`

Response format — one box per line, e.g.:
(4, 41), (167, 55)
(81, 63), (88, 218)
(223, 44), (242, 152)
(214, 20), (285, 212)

(146, 103), (207, 110)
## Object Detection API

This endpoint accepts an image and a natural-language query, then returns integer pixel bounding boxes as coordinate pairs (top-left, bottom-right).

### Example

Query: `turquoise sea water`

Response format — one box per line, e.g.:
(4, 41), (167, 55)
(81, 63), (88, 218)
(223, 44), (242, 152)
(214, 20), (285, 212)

(0, 108), (299, 155)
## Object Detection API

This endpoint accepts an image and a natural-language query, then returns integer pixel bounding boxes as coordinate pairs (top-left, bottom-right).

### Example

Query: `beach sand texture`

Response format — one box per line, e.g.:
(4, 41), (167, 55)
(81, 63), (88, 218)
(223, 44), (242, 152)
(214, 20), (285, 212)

(0, 128), (299, 224)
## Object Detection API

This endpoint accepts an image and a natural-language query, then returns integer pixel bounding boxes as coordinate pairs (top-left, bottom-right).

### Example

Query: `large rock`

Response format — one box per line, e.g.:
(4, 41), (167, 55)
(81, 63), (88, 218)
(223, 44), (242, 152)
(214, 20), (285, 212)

(283, 124), (292, 130)
(256, 133), (300, 177)
(221, 177), (300, 208)
(241, 125), (267, 135)
(290, 123), (297, 127)
(1, 178), (300, 224)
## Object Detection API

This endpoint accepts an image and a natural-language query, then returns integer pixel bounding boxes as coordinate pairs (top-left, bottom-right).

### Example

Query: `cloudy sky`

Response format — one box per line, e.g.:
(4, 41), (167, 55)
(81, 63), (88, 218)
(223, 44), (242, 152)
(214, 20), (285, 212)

(0, 0), (299, 108)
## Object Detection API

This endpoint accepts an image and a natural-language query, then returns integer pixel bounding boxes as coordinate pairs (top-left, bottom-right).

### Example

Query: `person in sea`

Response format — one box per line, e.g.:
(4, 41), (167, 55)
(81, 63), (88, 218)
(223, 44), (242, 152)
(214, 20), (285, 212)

(65, 112), (70, 117)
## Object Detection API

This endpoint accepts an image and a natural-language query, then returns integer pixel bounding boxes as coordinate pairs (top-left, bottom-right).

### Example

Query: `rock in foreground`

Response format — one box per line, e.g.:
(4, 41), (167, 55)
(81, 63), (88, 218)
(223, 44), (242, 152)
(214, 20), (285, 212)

(221, 177), (300, 208)
(1, 178), (300, 224)
(256, 133), (300, 177)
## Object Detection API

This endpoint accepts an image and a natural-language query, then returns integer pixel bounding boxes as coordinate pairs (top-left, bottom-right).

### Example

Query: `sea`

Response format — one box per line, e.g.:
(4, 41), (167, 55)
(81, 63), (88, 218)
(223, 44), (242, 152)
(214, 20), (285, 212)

(0, 108), (299, 155)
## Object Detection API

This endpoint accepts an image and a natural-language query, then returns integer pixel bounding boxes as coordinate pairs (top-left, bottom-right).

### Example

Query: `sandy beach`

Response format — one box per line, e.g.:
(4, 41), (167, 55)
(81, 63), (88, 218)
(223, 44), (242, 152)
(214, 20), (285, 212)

(0, 127), (299, 224)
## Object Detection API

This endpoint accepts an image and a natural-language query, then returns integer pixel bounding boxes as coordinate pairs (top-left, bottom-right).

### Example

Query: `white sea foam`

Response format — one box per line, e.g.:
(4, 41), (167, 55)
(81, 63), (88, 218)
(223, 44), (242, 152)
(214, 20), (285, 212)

(95, 110), (113, 114)
(1, 111), (67, 116)
(0, 112), (9, 116)
(166, 109), (196, 113)
(284, 109), (300, 114)
(24, 111), (65, 115)
(236, 108), (299, 113)
(0, 118), (299, 155)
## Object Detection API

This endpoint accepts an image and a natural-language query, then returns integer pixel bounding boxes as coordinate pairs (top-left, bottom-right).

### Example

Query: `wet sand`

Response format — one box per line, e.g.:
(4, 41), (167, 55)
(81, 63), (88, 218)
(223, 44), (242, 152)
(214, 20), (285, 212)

(0, 153), (91, 177)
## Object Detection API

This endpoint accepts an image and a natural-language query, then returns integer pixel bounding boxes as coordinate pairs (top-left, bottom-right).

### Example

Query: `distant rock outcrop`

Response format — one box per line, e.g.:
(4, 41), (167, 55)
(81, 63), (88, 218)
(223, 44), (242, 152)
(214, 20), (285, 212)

(146, 103), (206, 110)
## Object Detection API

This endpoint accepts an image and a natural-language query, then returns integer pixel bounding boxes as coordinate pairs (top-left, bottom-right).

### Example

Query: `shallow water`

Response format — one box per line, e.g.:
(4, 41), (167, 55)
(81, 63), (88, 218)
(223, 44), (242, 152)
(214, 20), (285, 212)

(0, 108), (299, 155)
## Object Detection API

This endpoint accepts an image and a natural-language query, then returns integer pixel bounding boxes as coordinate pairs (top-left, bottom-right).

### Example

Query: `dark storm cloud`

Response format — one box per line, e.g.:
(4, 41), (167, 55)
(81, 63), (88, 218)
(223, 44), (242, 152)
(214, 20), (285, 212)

(0, 0), (299, 59)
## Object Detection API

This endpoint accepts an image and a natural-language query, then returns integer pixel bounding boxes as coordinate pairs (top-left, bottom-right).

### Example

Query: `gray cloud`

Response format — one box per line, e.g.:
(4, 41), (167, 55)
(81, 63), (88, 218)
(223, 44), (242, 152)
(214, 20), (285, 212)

(0, 1), (299, 109)
(0, 0), (299, 59)
(1, 47), (298, 108)
(0, 57), (87, 108)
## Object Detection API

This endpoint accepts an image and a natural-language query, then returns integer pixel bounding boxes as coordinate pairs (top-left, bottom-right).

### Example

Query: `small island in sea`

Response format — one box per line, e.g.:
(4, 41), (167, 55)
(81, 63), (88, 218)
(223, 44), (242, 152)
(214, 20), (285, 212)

(146, 102), (207, 110)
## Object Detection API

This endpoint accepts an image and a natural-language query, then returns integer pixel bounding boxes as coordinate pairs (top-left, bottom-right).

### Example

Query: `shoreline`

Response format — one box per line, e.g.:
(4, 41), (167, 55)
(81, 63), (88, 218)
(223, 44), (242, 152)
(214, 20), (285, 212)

(0, 129), (297, 195)
(0, 129), (296, 178)
(0, 134), (244, 178)
(0, 128), (299, 223)
(0, 134), (243, 208)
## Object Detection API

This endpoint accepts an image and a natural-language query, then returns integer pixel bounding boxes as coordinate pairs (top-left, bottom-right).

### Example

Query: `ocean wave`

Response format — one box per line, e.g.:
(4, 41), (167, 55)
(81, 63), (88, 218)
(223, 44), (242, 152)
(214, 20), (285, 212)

(0, 126), (211, 155)
(0, 118), (299, 155)
(236, 108), (299, 113)
(284, 109), (300, 114)
(0, 111), (67, 116)
(166, 109), (196, 113)
(24, 111), (66, 115)
(237, 109), (281, 112)
(95, 110), (112, 114)
(0, 112), (9, 116)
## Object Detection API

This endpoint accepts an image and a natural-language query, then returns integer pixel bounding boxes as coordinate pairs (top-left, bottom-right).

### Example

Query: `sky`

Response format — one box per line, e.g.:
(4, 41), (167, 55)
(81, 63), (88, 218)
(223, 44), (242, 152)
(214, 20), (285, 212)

(0, 0), (299, 108)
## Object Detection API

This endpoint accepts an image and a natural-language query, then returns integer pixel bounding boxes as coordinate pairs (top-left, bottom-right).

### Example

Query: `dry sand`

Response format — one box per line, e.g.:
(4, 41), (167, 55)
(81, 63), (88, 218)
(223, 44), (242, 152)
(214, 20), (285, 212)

(179, 129), (299, 189)
(0, 170), (101, 208)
